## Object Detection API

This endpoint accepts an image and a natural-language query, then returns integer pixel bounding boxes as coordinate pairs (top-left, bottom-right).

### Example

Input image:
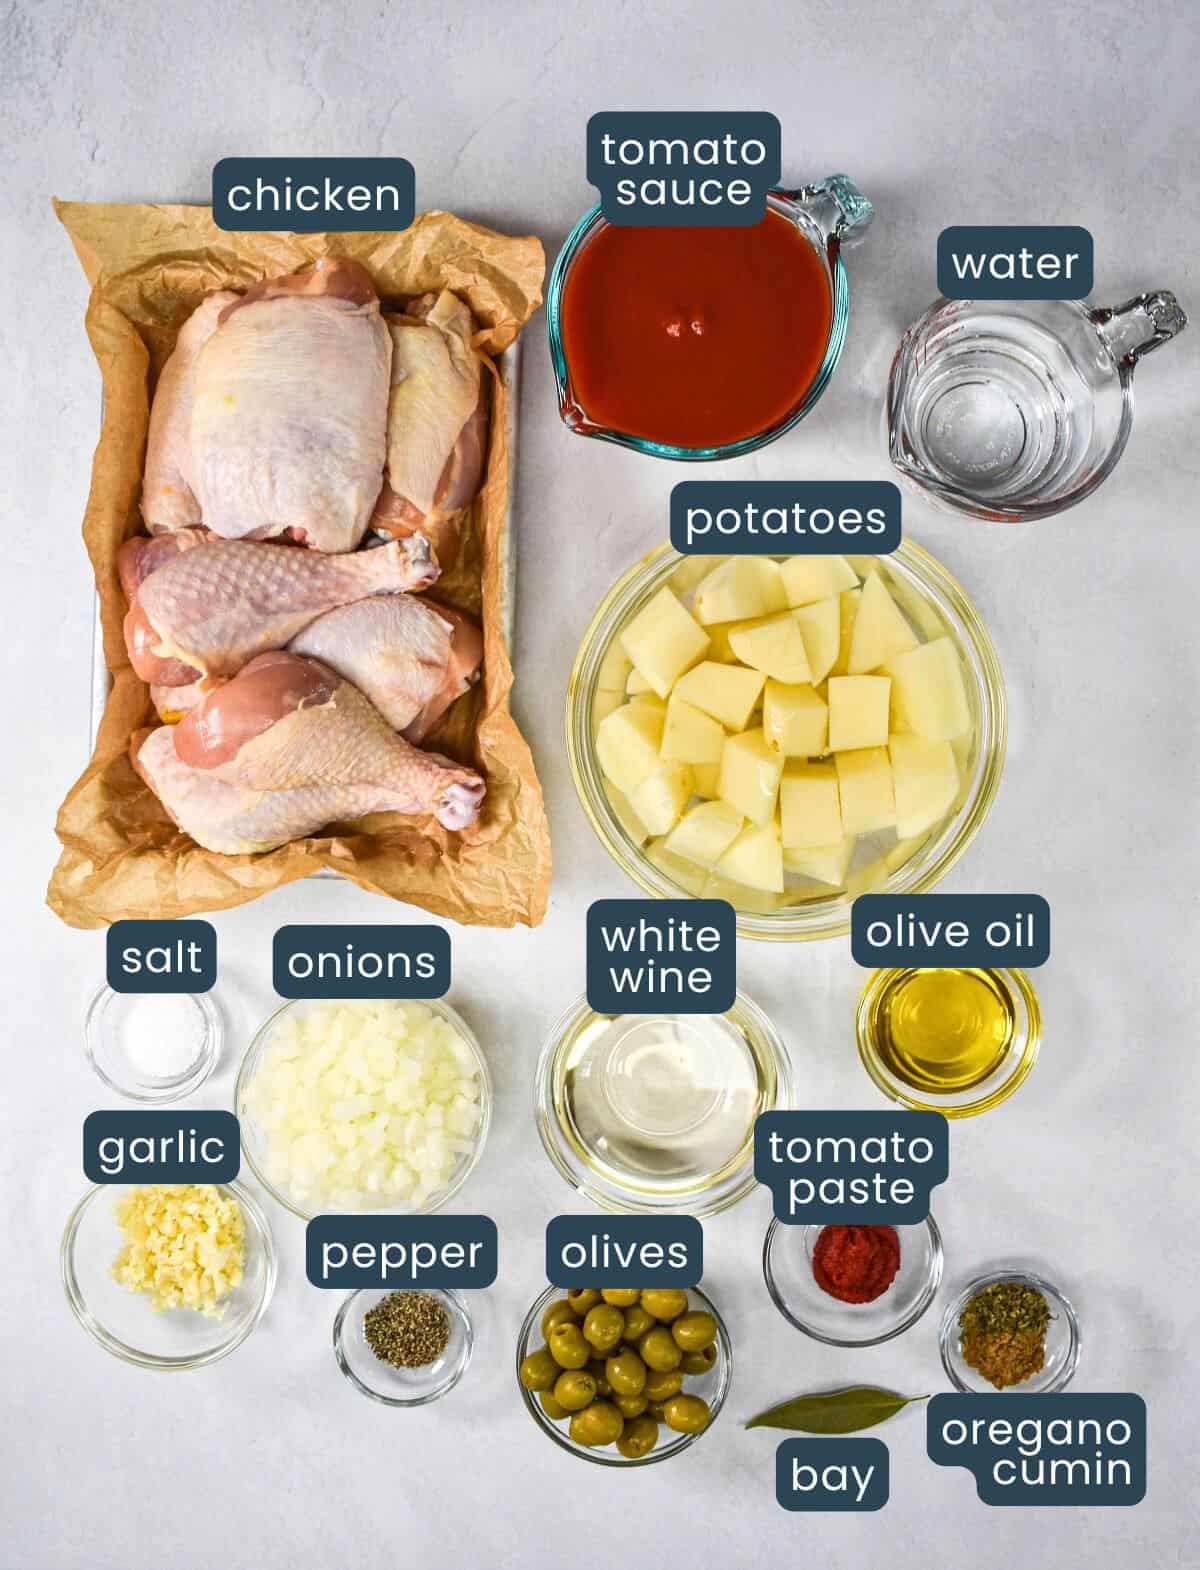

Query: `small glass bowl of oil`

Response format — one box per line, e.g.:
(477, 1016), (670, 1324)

(855, 967), (1041, 1118)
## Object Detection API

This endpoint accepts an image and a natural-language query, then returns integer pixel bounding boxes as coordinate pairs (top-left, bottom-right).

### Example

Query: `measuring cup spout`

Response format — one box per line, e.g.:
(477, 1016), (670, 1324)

(779, 174), (874, 249)
(1091, 291), (1187, 369)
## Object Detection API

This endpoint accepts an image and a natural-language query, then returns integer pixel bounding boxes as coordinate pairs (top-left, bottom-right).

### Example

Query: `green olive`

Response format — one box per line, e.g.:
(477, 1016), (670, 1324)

(643, 1367), (683, 1402)
(646, 1399), (667, 1420)
(539, 1390), (569, 1420)
(621, 1304), (655, 1342)
(617, 1414), (660, 1459)
(605, 1348), (647, 1397)
(614, 1391), (649, 1419)
(600, 1288), (640, 1307)
(586, 1359), (612, 1397)
(680, 1344), (718, 1376)
(566, 1288), (601, 1316)
(553, 1369), (598, 1412)
(582, 1303), (625, 1354)
(519, 1346), (559, 1391)
(541, 1299), (578, 1340)
(639, 1326), (683, 1373)
(548, 1322), (590, 1369)
(569, 1399), (625, 1448)
(663, 1393), (711, 1435)
(671, 1310), (718, 1353)
(640, 1289), (689, 1322)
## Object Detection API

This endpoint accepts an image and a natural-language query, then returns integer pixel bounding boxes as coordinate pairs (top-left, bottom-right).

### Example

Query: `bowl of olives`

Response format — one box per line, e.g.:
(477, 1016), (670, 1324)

(516, 1283), (732, 1466)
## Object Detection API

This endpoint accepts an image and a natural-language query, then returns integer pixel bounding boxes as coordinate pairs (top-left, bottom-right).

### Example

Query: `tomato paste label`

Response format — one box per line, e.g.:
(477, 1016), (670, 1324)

(586, 113), (781, 225)
(755, 1110), (949, 1224)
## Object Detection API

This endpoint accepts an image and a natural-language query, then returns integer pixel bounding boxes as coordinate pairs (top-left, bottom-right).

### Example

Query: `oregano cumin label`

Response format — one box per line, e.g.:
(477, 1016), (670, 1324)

(746, 1386), (927, 1435)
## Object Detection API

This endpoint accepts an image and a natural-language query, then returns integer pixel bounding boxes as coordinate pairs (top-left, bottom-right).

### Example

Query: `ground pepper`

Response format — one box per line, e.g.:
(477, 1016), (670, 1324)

(958, 1281), (1050, 1389)
(811, 1225), (901, 1304)
(363, 1291), (451, 1369)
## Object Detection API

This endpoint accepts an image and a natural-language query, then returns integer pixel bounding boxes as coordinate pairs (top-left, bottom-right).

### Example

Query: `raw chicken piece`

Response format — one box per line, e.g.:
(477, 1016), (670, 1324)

(288, 595), (483, 741)
(141, 293), (237, 534)
(191, 259), (392, 553)
(369, 291), (490, 570)
(117, 528), (210, 603)
(151, 678), (207, 722)
(126, 535), (437, 685)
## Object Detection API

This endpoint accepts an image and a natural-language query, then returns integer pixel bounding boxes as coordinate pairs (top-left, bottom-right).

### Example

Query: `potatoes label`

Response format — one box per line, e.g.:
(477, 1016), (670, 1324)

(671, 481), (901, 555)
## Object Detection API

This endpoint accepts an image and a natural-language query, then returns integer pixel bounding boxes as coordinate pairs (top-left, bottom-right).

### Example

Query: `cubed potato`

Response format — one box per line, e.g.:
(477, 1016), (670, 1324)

(669, 553), (724, 596)
(848, 571), (919, 673)
(619, 586), (710, 698)
(693, 558), (787, 625)
(717, 727), (783, 826)
(831, 587), (862, 676)
(884, 637), (971, 740)
(780, 554), (859, 607)
(630, 762), (695, 837)
(887, 832), (932, 871)
(713, 821), (784, 893)
(779, 760), (843, 849)
(763, 681), (828, 758)
(663, 800), (745, 869)
(827, 675), (891, 752)
(627, 692), (666, 713)
(691, 762), (721, 798)
(728, 612), (812, 683)
(593, 689), (623, 727)
(661, 695), (726, 763)
(673, 660), (765, 731)
(782, 834), (856, 886)
(703, 874), (784, 914)
(889, 734), (959, 838)
(626, 668), (653, 695)
(596, 702), (665, 794)
(606, 785), (650, 847)
(645, 838), (711, 896)
(703, 622), (740, 663)
(835, 747), (896, 834)
(793, 596), (841, 684)
(597, 640), (633, 694)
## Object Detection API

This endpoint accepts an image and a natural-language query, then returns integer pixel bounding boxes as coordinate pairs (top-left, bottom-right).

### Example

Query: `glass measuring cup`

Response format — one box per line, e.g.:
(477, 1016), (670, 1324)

(547, 175), (874, 460)
(887, 292), (1186, 520)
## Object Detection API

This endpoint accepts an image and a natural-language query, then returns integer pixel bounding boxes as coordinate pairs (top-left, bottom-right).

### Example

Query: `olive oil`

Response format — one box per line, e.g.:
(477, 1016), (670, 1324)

(867, 968), (1015, 1094)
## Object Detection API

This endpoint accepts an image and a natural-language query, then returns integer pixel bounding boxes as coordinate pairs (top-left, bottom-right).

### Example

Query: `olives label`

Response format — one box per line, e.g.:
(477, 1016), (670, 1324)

(586, 113), (781, 225)
(212, 158), (415, 232)
(776, 1438), (890, 1511)
(306, 1215), (497, 1290)
(670, 481), (901, 556)
(852, 894), (1051, 968)
(107, 919), (216, 993)
(937, 227), (1094, 300)
(83, 1110), (239, 1184)
(273, 923), (450, 998)
(928, 1395), (1146, 1505)
(586, 899), (735, 1013)
(755, 1110), (949, 1224)
(546, 1215), (703, 1288)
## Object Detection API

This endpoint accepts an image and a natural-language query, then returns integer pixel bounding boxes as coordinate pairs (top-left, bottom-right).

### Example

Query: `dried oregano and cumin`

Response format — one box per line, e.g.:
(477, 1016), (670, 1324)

(958, 1280), (1050, 1389)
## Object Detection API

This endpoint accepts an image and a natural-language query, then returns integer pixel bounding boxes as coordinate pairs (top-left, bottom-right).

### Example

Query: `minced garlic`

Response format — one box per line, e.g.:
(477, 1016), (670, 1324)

(111, 1184), (245, 1318)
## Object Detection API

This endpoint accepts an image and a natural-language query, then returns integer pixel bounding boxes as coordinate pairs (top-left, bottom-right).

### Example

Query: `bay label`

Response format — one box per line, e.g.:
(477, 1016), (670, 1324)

(671, 481), (901, 555)
(776, 1438), (889, 1511)
(851, 894), (1050, 968)
(212, 157), (415, 232)
(546, 1215), (703, 1288)
(586, 899), (735, 1013)
(107, 919), (216, 993)
(937, 226), (1093, 300)
(273, 923), (450, 998)
(755, 1110), (948, 1224)
(306, 1215), (497, 1289)
(83, 1110), (239, 1184)
(587, 112), (781, 225)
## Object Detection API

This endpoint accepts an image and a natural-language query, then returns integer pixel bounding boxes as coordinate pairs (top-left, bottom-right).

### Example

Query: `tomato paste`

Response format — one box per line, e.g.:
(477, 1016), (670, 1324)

(811, 1224), (901, 1304)
(558, 210), (833, 449)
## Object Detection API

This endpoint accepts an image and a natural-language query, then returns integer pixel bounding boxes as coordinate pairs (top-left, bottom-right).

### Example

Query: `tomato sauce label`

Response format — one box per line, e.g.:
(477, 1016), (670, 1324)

(586, 112), (781, 225)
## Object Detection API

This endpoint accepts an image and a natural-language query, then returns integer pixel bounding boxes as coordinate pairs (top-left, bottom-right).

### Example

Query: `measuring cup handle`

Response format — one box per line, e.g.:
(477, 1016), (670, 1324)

(1091, 291), (1187, 367)
(779, 174), (874, 248)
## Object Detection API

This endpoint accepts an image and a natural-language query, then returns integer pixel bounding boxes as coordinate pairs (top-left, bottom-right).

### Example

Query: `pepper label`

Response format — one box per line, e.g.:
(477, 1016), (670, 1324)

(755, 1110), (948, 1224)
(306, 1215), (497, 1290)
(776, 1438), (889, 1511)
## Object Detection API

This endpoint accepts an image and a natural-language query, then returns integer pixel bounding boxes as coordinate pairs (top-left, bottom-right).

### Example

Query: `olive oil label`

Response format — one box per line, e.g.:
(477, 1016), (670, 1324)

(928, 1394), (1146, 1505)
(546, 1215), (702, 1287)
(670, 481), (901, 556)
(306, 1215), (497, 1290)
(937, 227), (1094, 300)
(852, 894), (1051, 968)
(107, 919), (216, 993)
(212, 158), (415, 232)
(273, 923), (450, 998)
(587, 899), (735, 1013)
(83, 1110), (239, 1184)
(776, 1438), (889, 1511)
(586, 113), (781, 225)
(755, 1110), (948, 1224)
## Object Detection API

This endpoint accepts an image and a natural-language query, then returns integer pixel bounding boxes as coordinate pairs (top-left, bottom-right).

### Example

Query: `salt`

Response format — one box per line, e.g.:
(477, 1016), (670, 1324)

(119, 993), (205, 1080)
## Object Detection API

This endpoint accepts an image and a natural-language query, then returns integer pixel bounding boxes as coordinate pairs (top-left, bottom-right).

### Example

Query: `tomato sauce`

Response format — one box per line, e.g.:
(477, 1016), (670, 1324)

(559, 210), (834, 449)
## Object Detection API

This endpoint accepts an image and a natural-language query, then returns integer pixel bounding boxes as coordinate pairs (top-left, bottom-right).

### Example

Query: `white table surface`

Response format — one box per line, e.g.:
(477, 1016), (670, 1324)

(3, 2), (1197, 1565)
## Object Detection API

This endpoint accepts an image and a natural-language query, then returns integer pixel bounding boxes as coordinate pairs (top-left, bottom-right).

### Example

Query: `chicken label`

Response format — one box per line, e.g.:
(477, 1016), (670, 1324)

(213, 157), (415, 231)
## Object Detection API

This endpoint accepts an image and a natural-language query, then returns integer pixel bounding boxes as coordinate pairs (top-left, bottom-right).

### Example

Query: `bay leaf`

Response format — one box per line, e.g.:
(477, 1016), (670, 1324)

(745, 1385), (927, 1435)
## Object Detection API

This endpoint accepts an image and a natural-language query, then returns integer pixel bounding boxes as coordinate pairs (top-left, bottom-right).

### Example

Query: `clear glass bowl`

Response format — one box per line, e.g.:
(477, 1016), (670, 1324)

(235, 997), (492, 1221)
(60, 1180), (276, 1370)
(535, 990), (791, 1216)
(333, 1288), (474, 1407)
(939, 1268), (1080, 1393)
(856, 966), (1041, 1118)
(566, 542), (1006, 940)
(84, 983), (221, 1103)
(516, 1283), (732, 1467)
(762, 1215), (943, 1346)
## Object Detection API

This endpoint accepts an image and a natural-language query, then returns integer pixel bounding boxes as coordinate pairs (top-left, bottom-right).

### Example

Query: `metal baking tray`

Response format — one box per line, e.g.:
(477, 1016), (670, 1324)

(89, 339), (520, 752)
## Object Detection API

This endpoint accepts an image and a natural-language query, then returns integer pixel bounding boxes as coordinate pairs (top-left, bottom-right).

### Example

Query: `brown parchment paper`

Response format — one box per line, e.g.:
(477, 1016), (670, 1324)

(47, 202), (551, 930)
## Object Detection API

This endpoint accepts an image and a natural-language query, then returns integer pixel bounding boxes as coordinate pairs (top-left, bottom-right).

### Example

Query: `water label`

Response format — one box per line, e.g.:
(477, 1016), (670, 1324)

(755, 1110), (948, 1224)
(776, 1438), (889, 1511)
(546, 1216), (703, 1288)
(586, 899), (735, 1014)
(670, 481), (901, 555)
(273, 923), (450, 998)
(928, 1394), (1146, 1505)
(212, 157), (415, 232)
(852, 894), (1050, 968)
(107, 920), (216, 993)
(937, 226), (1093, 300)
(306, 1215), (497, 1289)
(83, 1110), (239, 1184)
(587, 113), (781, 225)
